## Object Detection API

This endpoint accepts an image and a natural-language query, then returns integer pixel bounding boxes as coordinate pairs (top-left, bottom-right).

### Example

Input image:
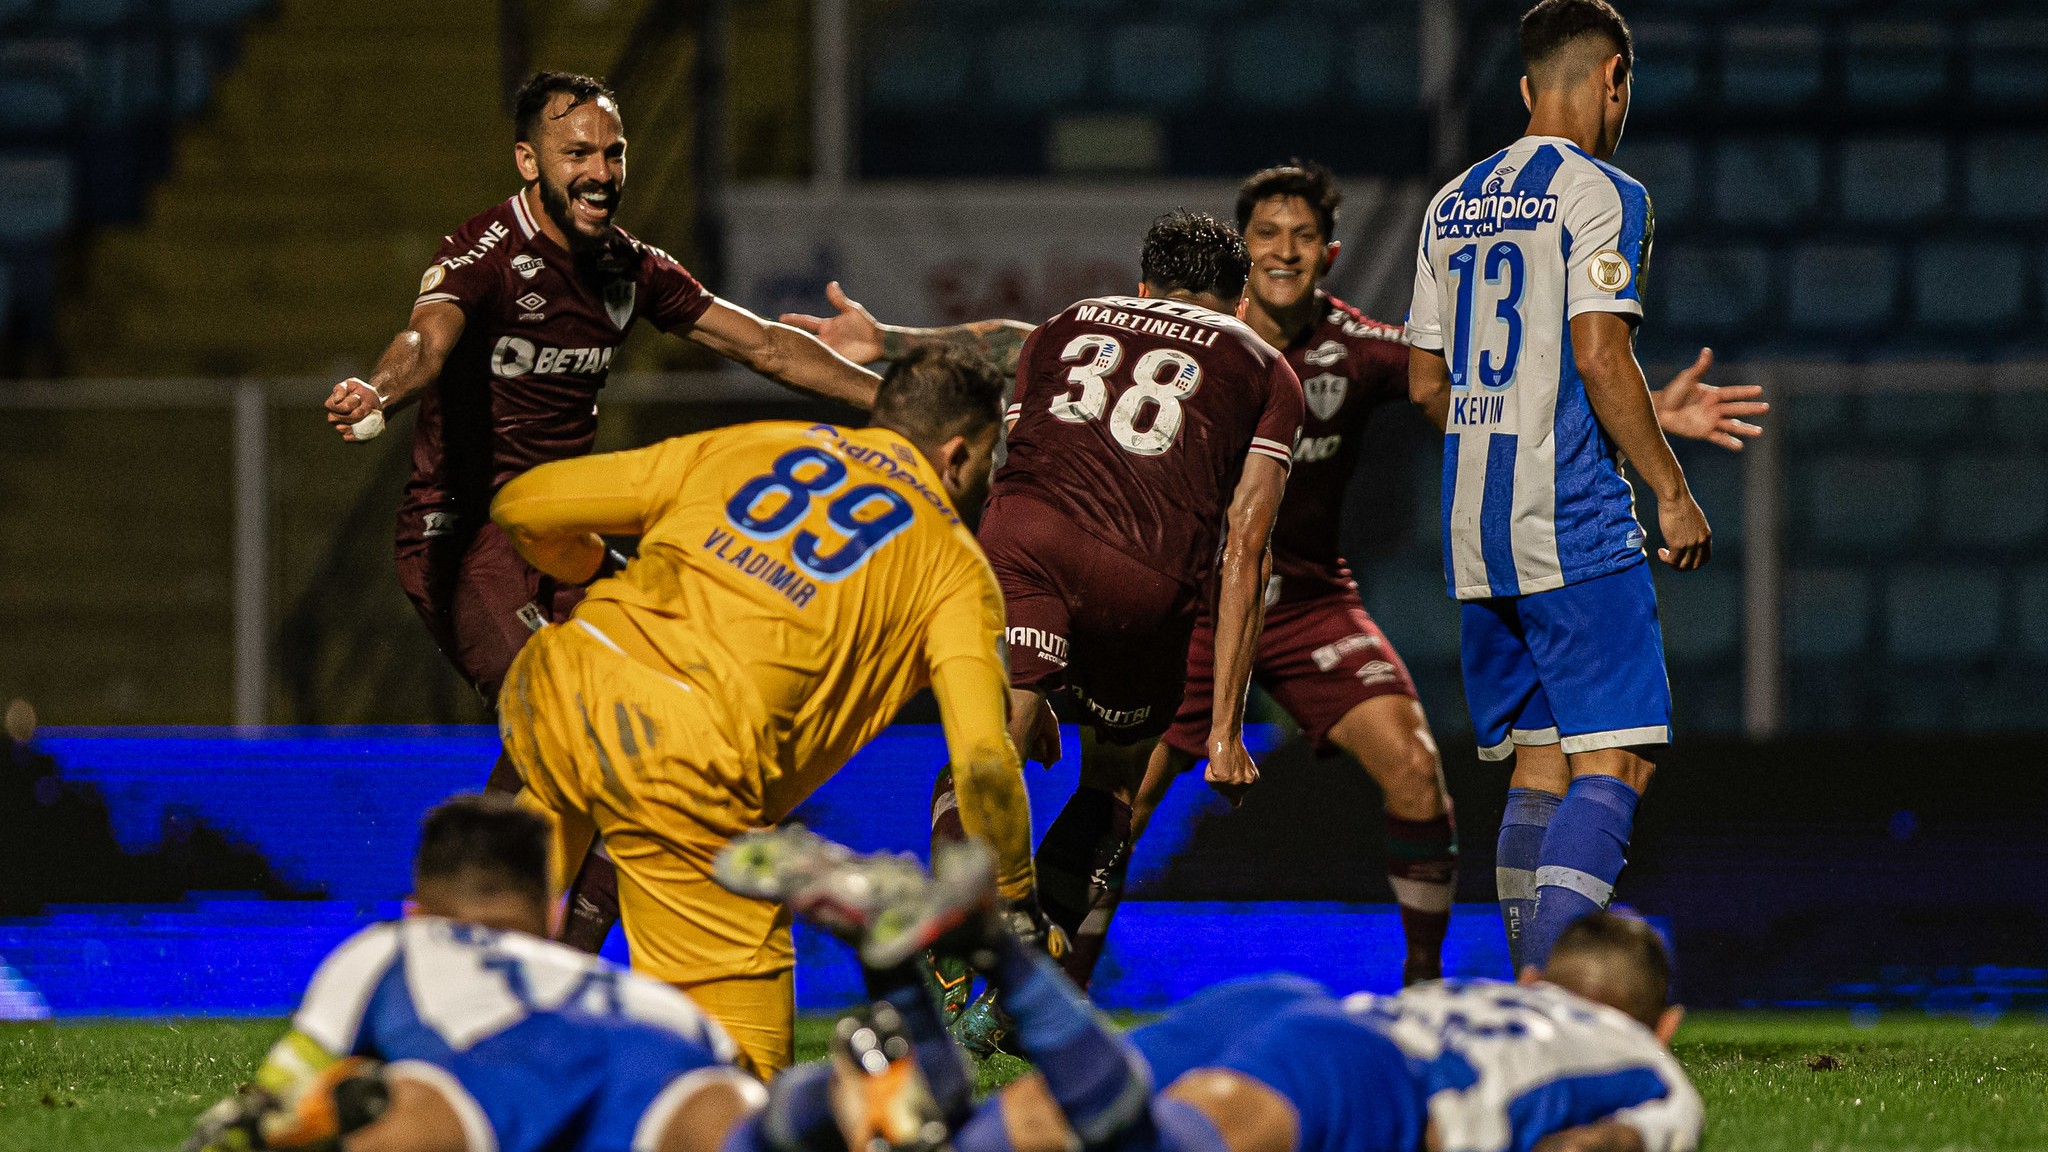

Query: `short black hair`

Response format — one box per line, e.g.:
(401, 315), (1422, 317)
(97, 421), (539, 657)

(415, 793), (550, 904)
(513, 70), (618, 143)
(1235, 161), (1342, 242)
(872, 345), (1005, 448)
(1140, 209), (1251, 302)
(1548, 912), (1673, 1028)
(1521, 0), (1633, 84)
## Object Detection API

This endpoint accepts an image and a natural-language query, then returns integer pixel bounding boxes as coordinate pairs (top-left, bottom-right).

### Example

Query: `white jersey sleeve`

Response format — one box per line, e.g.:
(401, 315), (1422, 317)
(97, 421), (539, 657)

(1405, 209), (1446, 352)
(292, 923), (403, 1056)
(1560, 164), (1653, 323)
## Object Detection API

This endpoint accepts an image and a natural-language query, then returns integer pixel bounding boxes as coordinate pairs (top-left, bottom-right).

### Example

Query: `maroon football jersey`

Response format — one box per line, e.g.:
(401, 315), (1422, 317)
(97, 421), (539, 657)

(1265, 292), (1411, 603)
(992, 294), (1304, 589)
(401, 191), (713, 516)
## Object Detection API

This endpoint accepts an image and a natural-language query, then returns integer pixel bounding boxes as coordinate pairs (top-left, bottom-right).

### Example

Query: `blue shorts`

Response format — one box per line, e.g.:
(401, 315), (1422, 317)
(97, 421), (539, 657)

(1460, 560), (1671, 761)
(389, 1015), (748, 1152)
(1130, 978), (1425, 1152)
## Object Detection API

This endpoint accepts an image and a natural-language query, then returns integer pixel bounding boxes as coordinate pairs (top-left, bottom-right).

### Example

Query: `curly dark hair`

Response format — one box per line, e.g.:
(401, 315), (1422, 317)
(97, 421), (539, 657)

(1235, 161), (1342, 242)
(1139, 209), (1251, 302)
(513, 70), (617, 142)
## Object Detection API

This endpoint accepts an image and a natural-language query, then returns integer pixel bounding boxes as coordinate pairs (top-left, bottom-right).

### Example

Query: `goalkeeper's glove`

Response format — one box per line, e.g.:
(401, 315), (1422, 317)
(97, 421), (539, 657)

(184, 1058), (390, 1152)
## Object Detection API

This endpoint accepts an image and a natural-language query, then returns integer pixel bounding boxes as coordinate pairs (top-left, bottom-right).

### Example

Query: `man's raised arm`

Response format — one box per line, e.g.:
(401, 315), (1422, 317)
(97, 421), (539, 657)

(324, 301), (466, 442)
(686, 297), (883, 411)
(780, 281), (1036, 376)
(1202, 452), (1289, 803)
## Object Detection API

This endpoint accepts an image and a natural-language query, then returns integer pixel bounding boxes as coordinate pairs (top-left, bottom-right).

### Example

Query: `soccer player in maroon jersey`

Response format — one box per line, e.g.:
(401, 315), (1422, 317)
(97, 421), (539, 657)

(318, 72), (881, 955)
(785, 167), (1763, 1002)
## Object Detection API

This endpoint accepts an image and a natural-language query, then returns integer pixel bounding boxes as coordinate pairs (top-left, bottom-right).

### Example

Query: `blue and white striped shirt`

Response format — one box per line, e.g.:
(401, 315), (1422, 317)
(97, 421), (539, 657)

(1407, 136), (1655, 601)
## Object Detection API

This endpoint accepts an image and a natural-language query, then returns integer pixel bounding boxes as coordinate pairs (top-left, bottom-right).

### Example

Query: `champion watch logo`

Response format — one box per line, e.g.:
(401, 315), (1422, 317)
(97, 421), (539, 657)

(512, 254), (545, 280)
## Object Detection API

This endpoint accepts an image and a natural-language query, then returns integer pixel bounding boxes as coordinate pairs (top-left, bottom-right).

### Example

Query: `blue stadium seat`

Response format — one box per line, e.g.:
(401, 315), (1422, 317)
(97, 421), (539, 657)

(1845, 23), (1950, 107)
(1966, 133), (2048, 222)
(1711, 136), (1821, 225)
(0, 153), (75, 243)
(1620, 138), (1693, 222)
(1108, 24), (1209, 111)
(1886, 566), (2001, 660)
(1786, 244), (1900, 331)
(1719, 23), (1823, 108)
(1859, 388), (1970, 440)
(1838, 136), (1949, 223)
(984, 23), (1089, 112)
(49, 0), (132, 29)
(2017, 566), (2048, 657)
(1653, 244), (1768, 331)
(1969, 21), (2048, 107)
(1991, 390), (2048, 446)
(1348, 20), (1418, 109)
(173, 37), (212, 114)
(1656, 567), (1739, 663)
(1785, 568), (1871, 659)
(1914, 242), (2024, 330)
(0, 77), (72, 135)
(1937, 454), (2047, 546)
(0, 0), (35, 29)
(1228, 20), (1333, 110)
(1630, 23), (1700, 114)
(866, 26), (970, 109)
(168, 0), (271, 27)
(1356, 564), (1459, 665)
(1804, 454), (1923, 547)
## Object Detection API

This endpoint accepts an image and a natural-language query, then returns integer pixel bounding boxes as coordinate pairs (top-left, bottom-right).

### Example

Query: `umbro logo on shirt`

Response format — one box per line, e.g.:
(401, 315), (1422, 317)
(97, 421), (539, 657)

(516, 292), (547, 321)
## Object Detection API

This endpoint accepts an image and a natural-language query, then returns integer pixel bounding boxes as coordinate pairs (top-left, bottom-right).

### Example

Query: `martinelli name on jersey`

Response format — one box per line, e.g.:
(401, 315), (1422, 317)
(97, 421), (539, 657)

(1071, 298), (1233, 348)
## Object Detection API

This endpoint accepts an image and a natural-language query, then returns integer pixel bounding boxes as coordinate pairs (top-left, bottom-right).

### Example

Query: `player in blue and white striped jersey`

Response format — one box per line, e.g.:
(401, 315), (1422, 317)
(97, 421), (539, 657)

(1406, 0), (1714, 974)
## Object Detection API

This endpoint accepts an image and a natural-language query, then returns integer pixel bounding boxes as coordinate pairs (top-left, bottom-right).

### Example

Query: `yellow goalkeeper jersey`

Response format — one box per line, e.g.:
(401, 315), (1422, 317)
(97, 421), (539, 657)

(490, 420), (1031, 896)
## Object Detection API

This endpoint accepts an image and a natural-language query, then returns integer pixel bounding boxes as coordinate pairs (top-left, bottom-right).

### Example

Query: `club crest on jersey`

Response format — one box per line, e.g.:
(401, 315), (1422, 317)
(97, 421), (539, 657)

(512, 254), (545, 280)
(1303, 372), (1349, 421)
(604, 280), (636, 329)
(1589, 250), (1633, 293)
(1305, 340), (1348, 369)
(419, 264), (446, 293)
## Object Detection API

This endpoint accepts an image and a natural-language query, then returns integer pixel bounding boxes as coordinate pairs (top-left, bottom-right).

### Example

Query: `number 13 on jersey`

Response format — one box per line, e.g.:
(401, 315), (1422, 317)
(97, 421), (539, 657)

(1445, 240), (1526, 393)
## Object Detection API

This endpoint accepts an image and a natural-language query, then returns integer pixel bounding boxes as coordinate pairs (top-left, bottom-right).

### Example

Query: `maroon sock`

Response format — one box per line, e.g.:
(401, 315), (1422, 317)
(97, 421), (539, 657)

(1035, 787), (1131, 990)
(1386, 811), (1457, 983)
(556, 848), (622, 954)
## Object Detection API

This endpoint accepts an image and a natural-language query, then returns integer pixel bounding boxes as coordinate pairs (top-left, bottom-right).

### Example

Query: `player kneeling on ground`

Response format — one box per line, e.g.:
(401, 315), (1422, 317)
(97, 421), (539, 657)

(718, 826), (1702, 1152)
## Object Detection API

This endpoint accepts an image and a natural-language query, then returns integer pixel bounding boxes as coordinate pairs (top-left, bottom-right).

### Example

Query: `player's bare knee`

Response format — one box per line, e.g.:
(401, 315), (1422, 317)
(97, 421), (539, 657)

(654, 1074), (768, 1152)
(347, 1072), (468, 1152)
(1163, 1070), (1299, 1152)
(1569, 747), (1655, 793)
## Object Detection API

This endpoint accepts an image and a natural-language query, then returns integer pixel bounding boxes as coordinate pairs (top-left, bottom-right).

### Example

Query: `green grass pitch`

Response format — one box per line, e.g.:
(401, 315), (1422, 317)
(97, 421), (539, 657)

(2, 1012), (2043, 1151)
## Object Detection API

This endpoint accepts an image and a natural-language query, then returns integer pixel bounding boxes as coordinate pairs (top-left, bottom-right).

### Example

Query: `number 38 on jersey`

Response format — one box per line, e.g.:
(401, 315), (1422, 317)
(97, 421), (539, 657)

(1050, 334), (1203, 456)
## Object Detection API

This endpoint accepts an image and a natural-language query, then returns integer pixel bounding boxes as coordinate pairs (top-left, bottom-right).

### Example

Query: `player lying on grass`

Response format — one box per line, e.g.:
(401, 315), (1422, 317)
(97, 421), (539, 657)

(719, 825), (1703, 1152)
(187, 795), (1001, 1152)
(489, 347), (1053, 1075)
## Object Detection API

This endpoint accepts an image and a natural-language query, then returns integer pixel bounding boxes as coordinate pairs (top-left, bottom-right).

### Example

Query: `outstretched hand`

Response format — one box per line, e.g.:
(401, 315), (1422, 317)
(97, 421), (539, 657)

(778, 281), (886, 364)
(1654, 348), (1767, 452)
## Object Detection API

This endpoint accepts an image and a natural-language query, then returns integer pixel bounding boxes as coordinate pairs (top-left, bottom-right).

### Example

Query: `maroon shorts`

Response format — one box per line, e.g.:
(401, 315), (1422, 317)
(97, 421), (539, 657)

(1162, 591), (1417, 758)
(977, 494), (1197, 743)
(394, 504), (582, 704)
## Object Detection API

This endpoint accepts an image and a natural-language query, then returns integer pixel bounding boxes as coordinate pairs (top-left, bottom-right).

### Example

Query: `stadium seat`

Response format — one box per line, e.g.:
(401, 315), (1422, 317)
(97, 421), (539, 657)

(1786, 244), (1900, 331)
(865, 25), (970, 109)
(0, 77), (73, 135)
(1913, 242), (2024, 330)
(2016, 566), (2048, 656)
(173, 37), (211, 114)
(1859, 387), (1970, 441)
(0, 153), (75, 244)
(1108, 23), (1209, 112)
(1804, 454), (1923, 547)
(984, 23), (1090, 112)
(1965, 133), (2048, 222)
(1228, 20), (1333, 110)
(1991, 389), (2048, 446)
(0, 261), (11, 331)
(1348, 20), (1419, 110)
(0, 0), (35, 29)
(1838, 136), (1949, 223)
(1718, 23), (1823, 108)
(1653, 243), (1769, 332)
(1621, 138), (1692, 222)
(1712, 137), (1821, 225)
(1886, 566), (2001, 660)
(167, 0), (271, 27)
(49, 0), (132, 30)
(1356, 563), (1459, 665)
(1657, 567), (1739, 663)
(1969, 21), (2048, 107)
(1785, 568), (1871, 659)
(1936, 454), (2047, 546)
(1629, 23), (1700, 114)
(1844, 23), (1950, 108)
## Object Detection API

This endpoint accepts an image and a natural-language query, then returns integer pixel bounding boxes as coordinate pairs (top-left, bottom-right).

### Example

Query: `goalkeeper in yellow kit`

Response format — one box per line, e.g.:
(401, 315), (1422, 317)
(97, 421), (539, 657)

(490, 347), (1044, 1077)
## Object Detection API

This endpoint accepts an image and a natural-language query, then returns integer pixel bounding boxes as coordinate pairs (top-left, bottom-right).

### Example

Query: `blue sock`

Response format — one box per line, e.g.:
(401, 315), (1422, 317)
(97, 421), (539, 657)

(723, 1063), (836, 1152)
(865, 962), (974, 1125)
(985, 934), (1150, 1144)
(1525, 774), (1640, 968)
(1496, 787), (1561, 973)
